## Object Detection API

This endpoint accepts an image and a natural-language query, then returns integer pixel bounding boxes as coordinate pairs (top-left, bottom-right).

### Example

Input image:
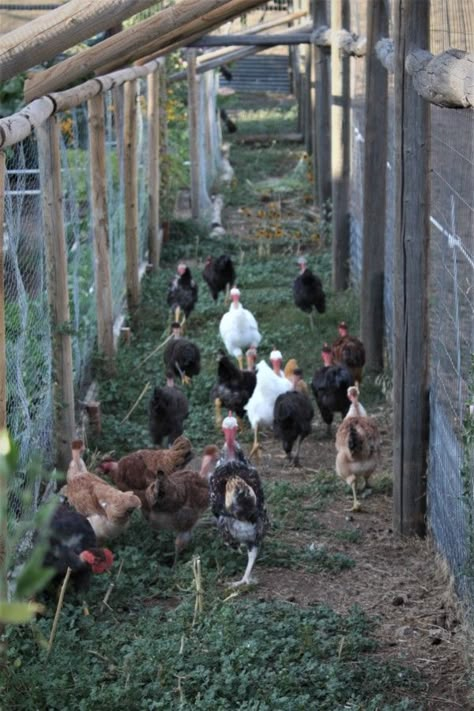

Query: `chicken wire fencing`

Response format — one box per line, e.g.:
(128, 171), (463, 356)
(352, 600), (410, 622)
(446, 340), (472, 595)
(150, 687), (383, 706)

(2, 77), (153, 521)
(348, 0), (474, 603)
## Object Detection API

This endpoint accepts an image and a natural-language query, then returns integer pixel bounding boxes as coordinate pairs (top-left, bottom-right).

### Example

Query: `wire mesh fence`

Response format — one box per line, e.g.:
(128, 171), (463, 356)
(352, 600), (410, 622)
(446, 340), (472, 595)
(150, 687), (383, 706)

(348, 0), (474, 602)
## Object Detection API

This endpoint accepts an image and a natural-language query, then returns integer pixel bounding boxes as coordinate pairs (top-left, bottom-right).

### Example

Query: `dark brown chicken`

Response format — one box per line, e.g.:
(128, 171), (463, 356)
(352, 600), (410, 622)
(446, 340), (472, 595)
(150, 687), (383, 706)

(98, 435), (193, 507)
(142, 445), (220, 563)
(202, 254), (236, 303)
(332, 322), (366, 384)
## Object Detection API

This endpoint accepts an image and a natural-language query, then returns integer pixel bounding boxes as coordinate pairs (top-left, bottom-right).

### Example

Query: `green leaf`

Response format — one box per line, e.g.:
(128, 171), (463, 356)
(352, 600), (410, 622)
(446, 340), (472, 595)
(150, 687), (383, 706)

(0, 601), (44, 624)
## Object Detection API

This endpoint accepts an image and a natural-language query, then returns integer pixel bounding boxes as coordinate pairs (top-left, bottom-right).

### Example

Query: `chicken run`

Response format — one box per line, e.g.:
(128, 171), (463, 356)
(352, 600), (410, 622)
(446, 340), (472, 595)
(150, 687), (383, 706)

(1, 4), (472, 708)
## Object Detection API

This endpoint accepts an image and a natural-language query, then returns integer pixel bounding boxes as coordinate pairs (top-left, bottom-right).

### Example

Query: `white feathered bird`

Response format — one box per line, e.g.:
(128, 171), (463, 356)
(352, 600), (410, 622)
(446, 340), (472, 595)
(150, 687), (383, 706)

(219, 287), (261, 369)
(245, 359), (292, 459)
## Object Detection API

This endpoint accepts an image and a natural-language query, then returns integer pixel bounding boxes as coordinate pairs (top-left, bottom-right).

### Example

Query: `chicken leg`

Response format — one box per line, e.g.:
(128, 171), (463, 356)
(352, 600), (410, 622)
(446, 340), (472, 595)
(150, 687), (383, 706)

(227, 545), (258, 587)
(249, 424), (262, 463)
(350, 482), (362, 512)
(174, 306), (181, 323)
(215, 398), (222, 428)
(224, 283), (230, 305)
(237, 354), (244, 370)
(174, 531), (193, 567)
(292, 436), (303, 468)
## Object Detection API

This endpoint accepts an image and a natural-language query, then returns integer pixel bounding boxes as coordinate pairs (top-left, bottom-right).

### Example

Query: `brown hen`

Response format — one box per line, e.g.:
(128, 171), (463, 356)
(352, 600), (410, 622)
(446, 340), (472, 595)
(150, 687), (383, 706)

(332, 321), (366, 384)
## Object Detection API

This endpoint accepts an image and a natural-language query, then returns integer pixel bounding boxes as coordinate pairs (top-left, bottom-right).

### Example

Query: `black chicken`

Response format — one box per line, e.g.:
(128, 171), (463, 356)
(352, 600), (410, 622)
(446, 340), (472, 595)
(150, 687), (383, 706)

(293, 256), (326, 329)
(209, 414), (268, 587)
(163, 322), (201, 385)
(273, 390), (314, 467)
(311, 345), (354, 436)
(219, 108), (237, 133)
(211, 348), (257, 426)
(202, 254), (236, 303)
(167, 263), (198, 324)
(149, 372), (189, 446)
(41, 502), (114, 592)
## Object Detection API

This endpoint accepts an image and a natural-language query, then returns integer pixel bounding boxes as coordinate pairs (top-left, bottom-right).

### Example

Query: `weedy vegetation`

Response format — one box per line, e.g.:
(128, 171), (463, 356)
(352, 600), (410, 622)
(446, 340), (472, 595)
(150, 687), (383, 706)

(1, 93), (425, 710)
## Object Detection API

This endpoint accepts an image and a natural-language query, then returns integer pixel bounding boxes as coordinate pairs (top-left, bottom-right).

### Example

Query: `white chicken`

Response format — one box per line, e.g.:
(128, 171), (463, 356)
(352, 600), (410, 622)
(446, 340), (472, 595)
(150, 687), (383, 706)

(245, 356), (292, 460)
(219, 287), (261, 369)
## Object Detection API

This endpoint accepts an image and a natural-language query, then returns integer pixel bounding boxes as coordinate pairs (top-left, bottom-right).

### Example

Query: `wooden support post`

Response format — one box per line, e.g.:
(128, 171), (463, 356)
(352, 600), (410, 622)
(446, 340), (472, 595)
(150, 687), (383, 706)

(330, 0), (351, 290)
(312, 0), (331, 215)
(37, 117), (75, 472)
(304, 48), (312, 154)
(123, 80), (140, 319)
(88, 93), (115, 375)
(0, 153), (5, 432)
(360, 0), (388, 373)
(187, 50), (200, 220)
(147, 69), (161, 270)
(158, 62), (169, 234)
(392, 0), (430, 537)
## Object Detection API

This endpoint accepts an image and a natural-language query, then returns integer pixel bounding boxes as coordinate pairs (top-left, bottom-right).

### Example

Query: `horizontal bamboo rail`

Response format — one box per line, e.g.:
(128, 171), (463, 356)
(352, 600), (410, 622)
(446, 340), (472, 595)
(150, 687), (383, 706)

(0, 58), (164, 149)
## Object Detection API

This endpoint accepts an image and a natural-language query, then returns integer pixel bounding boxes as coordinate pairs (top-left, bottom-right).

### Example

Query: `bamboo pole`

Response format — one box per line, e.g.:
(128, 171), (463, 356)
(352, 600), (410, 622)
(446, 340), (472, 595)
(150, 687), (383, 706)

(0, 152), (5, 431)
(0, 0), (160, 82)
(87, 93), (115, 375)
(158, 61), (169, 234)
(360, 0), (388, 373)
(189, 28), (313, 47)
(37, 118), (75, 472)
(123, 80), (140, 320)
(187, 50), (200, 221)
(24, 0), (268, 102)
(147, 69), (161, 271)
(330, 0), (351, 291)
(392, 0), (430, 537)
(312, 0), (331, 214)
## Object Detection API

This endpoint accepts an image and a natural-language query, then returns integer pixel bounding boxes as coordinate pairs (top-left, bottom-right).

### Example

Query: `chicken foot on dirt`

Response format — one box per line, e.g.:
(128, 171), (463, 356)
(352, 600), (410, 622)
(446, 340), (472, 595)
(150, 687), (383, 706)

(226, 545), (258, 587)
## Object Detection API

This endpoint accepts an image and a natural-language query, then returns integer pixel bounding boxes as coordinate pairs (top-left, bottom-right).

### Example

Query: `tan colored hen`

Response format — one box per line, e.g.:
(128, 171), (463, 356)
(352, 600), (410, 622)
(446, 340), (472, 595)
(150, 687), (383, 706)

(142, 445), (220, 563)
(335, 387), (381, 511)
(98, 435), (193, 506)
(62, 441), (141, 543)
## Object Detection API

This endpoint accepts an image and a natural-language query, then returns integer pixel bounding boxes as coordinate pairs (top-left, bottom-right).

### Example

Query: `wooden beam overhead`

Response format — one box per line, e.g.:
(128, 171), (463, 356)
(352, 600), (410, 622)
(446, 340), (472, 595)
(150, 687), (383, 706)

(0, 0), (162, 82)
(24, 0), (269, 102)
(189, 27), (313, 47)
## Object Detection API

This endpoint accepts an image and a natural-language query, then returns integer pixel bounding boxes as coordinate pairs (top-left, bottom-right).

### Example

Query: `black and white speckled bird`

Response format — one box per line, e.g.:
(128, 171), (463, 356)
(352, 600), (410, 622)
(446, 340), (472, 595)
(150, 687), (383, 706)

(209, 414), (268, 587)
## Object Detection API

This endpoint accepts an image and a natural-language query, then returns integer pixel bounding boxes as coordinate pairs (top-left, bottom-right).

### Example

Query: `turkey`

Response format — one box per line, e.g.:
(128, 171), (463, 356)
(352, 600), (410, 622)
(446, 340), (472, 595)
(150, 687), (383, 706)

(273, 387), (314, 467)
(293, 256), (326, 329)
(148, 372), (189, 446)
(335, 386), (380, 511)
(202, 254), (236, 303)
(245, 354), (292, 460)
(167, 262), (198, 325)
(219, 287), (261, 369)
(163, 322), (201, 385)
(332, 321), (366, 384)
(311, 345), (354, 435)
(209, 414), (268, 586)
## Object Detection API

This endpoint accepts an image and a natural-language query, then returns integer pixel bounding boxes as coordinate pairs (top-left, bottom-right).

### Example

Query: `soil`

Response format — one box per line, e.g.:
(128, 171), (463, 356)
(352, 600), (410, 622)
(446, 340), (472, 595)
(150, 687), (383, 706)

(208, 199), (472, 711)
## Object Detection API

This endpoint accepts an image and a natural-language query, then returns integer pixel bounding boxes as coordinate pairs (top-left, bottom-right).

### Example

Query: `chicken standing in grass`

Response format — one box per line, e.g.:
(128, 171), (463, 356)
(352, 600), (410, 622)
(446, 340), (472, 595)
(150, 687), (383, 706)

(311, 345), (354, 435)
(148, 372), (189, 446)
(212, 346), (257, 427)
(219, 287), (261, 369)
(273, 375), (314, 467)
(167, 262), (198, 325)
(245, 351), (292, 460)
(163, 322), (201, 385)
(98, 435), (193, 507)
(209, 414), (268, 586)
(293, 256), (326, 329)
(62, 441), (141, 543)
(202, 254), (236, 303)
(335, 386), (380, 511)
(142, 445), (220, 564)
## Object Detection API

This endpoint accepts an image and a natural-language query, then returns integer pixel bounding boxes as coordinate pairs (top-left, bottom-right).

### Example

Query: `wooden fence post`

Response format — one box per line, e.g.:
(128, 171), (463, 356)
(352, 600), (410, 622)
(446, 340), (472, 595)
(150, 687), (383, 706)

(360, 0), (388, 373)
(0, 153), (5, 432)
(330, 0), (351, 290)
(37, 117), (75, 472)
(87, 93), (115, 375)
(147, 69), (161, 270)
(187, 49), (200, 220)
(123, 79), (140, 319)
(312, 0), (331, 216)
(158, 61), (169, 238)
(392, 0), (430, 537)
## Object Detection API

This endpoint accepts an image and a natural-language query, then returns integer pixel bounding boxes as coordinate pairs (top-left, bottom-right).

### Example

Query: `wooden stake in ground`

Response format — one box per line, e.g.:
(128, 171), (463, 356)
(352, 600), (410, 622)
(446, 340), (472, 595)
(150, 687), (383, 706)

(47, 567), (72, 657)
(147, 69), (161, 271)
(123, 80), (140, 321)
(192, 555), (203, 626)
(187, 50), (200, 220)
